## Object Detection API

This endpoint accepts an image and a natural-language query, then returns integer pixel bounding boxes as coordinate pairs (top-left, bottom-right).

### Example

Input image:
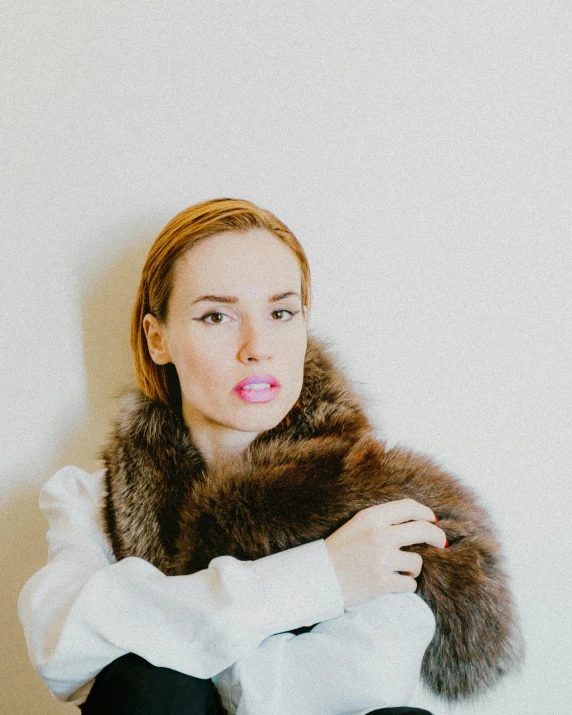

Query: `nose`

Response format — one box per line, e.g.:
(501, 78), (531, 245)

(237, 318), (272, 363)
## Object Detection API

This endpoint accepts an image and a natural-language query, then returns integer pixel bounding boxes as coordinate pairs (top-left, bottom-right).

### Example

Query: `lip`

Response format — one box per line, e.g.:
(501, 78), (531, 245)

(233, 374), (281, 403)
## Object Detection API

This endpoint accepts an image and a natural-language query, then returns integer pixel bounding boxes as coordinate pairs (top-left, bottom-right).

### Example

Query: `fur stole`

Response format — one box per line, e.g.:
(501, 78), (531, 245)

(101, 334), (523, 700)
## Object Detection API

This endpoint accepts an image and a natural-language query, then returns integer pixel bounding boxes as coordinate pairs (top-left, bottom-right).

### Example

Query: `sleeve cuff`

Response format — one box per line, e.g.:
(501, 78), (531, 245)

(249, 539), (345, 635)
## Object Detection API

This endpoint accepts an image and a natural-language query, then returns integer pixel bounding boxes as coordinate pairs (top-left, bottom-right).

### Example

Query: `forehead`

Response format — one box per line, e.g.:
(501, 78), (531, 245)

(172, 229), (302, 298)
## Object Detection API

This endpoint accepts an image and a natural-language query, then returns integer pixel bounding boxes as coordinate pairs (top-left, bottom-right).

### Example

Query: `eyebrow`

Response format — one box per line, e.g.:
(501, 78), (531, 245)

(192, 291), (301, 305)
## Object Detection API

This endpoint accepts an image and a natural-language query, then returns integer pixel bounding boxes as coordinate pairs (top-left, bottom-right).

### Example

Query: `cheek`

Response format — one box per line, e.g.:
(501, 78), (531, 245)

(282, 332), (307, 391)
(171, 335), (228, 394)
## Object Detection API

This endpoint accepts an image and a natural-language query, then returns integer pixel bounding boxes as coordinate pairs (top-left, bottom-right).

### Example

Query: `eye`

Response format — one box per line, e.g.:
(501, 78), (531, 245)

(200, 311), (231, 325)
(271, 309), (299, 321)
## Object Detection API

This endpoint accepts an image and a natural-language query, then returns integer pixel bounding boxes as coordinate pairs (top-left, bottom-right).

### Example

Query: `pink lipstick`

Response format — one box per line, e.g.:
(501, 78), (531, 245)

(233, 374), (281, 403)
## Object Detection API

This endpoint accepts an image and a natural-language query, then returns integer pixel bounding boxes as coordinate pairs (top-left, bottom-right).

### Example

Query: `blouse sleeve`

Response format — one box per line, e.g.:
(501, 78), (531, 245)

(17, 466), (345, 704)
(213, 593), (436, 715)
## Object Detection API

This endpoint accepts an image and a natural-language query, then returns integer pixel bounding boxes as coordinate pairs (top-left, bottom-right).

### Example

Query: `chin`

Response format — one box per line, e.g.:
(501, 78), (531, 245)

(232, 401), (292, 433)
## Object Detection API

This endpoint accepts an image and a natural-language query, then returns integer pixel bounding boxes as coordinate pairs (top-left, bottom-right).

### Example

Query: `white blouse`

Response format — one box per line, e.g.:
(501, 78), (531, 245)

(18, 465), (435, 715)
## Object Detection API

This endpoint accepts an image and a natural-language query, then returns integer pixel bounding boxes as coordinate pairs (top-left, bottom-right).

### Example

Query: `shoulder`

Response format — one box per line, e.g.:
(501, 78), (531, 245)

(40, 466), (114, 562)
(40, 465), (106, 511)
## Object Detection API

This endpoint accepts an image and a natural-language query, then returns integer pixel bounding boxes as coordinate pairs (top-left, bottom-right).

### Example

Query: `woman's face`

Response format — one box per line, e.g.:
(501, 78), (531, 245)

(144, 228), (308, 448)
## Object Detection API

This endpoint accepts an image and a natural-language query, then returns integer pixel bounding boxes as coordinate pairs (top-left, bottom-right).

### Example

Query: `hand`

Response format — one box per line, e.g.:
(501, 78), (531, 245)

(324, 499), (447, 608)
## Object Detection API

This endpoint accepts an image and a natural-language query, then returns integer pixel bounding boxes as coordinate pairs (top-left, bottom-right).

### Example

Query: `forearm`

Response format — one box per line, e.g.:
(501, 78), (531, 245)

(214, 592), (436, 715)
(18, 467), (344, 702)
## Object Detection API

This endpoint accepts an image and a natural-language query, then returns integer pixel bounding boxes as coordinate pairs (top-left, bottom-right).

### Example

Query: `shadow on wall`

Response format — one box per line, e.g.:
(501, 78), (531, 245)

(4, 240), (151, 714)
(1, 485), (80, 714)
(60, 241), (152, 472)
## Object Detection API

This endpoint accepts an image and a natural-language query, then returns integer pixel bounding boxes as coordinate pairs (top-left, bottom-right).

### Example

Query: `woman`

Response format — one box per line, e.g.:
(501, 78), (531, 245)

(19, 199), (520, 714)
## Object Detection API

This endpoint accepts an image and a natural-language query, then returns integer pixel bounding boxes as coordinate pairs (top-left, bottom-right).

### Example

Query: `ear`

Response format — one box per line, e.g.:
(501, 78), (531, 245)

(143, 313), (171, 365)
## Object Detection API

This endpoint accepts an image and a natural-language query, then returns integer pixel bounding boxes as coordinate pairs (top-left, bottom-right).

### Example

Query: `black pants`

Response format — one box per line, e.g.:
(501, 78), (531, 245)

(80, 653), (433, 715)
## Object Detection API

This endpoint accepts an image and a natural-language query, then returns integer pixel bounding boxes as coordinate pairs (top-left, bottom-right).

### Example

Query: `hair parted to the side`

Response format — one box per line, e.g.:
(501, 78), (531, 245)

(131, 198), (312, 405)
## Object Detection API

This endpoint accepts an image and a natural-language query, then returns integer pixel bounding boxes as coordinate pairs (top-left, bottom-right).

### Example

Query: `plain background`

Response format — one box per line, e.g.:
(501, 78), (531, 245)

(2, 2), (571, 713)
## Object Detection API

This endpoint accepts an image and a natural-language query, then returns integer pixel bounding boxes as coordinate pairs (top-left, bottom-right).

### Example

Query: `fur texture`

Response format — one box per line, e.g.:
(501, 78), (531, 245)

(101, 334), (523, 700)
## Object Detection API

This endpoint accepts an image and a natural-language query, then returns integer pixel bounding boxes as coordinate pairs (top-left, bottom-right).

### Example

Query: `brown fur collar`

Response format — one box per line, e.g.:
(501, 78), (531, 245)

(101, 334), (523, 700)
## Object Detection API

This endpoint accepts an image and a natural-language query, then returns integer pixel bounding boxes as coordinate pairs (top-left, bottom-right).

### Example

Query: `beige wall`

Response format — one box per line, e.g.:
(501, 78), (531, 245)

(2, 2), (571, 713)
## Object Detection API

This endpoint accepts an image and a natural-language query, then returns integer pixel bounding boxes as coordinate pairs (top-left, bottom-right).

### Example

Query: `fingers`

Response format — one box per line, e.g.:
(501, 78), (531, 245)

(389, 573), (418, 593)
(396, 550), (423, 578)
(357, 499), (436, 527)
(391, 520), (447, 549)
(326, 498), (446, 608)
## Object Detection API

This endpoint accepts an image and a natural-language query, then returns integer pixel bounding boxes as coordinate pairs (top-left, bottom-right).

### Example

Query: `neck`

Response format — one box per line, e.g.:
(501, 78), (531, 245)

(185, 421), (260, 470)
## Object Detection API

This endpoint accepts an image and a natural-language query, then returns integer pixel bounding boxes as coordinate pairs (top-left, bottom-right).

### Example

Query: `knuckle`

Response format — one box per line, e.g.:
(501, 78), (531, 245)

(404, 498), (421, 512)
(399, 520), (418, 540)
(368, 525), (387, 548)
(399, 576), (417, 593)
(400, 551), (422, 576)
(356, 505), (376, 526)
(415, 520), (431, 537)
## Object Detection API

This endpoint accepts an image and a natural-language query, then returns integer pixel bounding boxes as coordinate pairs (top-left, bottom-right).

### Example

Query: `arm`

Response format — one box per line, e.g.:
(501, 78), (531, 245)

(18, 466), (344, 704)
(214, 500), (446, 715)
(213, 592), (436, 715)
